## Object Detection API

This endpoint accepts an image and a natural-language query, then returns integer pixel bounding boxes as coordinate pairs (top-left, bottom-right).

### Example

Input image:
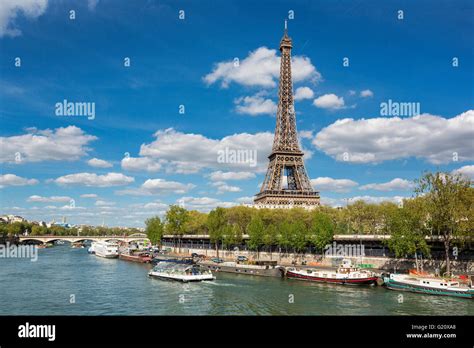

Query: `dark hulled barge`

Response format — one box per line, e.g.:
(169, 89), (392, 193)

(286, 259), (378, 285)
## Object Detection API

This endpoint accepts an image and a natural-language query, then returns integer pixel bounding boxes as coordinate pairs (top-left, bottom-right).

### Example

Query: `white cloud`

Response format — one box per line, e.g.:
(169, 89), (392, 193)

(310, 177), (358, 193)
(0, 126), (97, 163)
(95, 200), (115, 207)
(321, 195), (406, 207)
(313, 110), (474, 164)
(178, 196), (236, 211)
(359, 178), (414, 191)
(116, 178), (195, 196)
(0, 174), (38, 188)
(452, 165), (474, 180)
(349, 195), (406, 205)
(234, 94), (277, 116)
(27, 195), (71, 203)
(360, 89), (374, 98)
(133, 128), (272, 174)
(204, 46), (321, 88)
(0, 0), (48, 37)
(236, 196), (254, 203)
(313, 94), (345, 109)
(142, 202), (168, 210)
(87, 158), (113, 168)
(80, 193), (98, 199)
(209, 171), (255, 181)
(142, 179), (195, 194)
(294, 87), (314, 101)
(214, 182), (242, 194)
(54, 172), (134, 187)
(299, 130), (313, 139)
(121, 157), (162, 172)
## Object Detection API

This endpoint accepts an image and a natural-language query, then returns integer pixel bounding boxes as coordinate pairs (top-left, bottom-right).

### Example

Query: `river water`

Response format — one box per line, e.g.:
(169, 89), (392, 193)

(1, 245), (472, 315)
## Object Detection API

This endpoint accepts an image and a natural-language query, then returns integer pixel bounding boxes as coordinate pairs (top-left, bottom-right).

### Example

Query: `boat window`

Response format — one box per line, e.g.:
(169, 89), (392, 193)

(307, 270), (312, 274)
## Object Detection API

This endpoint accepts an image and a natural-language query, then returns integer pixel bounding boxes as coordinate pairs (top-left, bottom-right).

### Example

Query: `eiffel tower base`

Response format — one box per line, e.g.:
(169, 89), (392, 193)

(254, 190), (320, 210)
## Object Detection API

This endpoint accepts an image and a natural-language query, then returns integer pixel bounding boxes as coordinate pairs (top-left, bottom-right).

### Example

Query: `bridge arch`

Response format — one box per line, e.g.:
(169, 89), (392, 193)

(20, 238), (46, 244)
(41, 238), (73, 244)
(128, 233), (147, 238)
(69, 238), (100, 243)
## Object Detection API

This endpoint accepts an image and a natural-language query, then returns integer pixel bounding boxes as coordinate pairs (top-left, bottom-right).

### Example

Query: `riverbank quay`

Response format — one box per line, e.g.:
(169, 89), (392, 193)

(163, 246), (473, 274)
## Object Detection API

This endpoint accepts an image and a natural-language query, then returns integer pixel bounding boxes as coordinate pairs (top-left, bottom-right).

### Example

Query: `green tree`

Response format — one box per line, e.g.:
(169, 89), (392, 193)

(386, 199), (430, 267)
(347, 201), (380, 235)
(207, 207), (227, 258)
(221, 224), (234, 250)
(247, 215), (264, 259)
(263, 224), (277, 259)
(31, 225), (48, 236)
(232, 223), (243, 246)
(289, 220), (308, 254)
(277, 220), (292, 255)
(145, 216), (164, 245)
(7, 222), (23, 236)
(183, 210), (208, 235)
(225, 206), (254, 234)
(165, 205), (189, 253)
(415, 171), (473, 275)
(309, 211), (335, 253)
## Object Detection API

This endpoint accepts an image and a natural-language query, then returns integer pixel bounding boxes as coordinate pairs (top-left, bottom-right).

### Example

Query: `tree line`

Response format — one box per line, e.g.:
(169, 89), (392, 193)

(0, 223), (143, 239)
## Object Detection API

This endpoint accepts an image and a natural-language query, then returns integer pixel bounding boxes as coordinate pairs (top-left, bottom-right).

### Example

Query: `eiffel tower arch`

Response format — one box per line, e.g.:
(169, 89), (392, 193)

(254, 22), (320, 209)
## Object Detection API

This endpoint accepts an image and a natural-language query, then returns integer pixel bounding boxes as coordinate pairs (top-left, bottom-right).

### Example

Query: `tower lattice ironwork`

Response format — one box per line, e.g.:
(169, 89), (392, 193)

(254, 22), (320, 209)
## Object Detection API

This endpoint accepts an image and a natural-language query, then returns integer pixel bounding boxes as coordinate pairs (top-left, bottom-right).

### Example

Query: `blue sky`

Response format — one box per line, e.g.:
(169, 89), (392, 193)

(1, 0), (473, 227)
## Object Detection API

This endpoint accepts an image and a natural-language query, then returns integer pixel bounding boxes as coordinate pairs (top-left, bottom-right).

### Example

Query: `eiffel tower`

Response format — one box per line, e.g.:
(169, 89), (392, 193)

(254, 22), (320, 209)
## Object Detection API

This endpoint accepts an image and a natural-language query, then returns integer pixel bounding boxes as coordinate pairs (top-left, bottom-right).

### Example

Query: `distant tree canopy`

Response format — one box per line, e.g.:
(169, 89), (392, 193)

(0, 221), (143, 240)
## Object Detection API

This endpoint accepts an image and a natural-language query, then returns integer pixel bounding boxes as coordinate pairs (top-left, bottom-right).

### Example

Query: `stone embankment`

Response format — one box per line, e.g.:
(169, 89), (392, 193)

(167, 246), (473, 273)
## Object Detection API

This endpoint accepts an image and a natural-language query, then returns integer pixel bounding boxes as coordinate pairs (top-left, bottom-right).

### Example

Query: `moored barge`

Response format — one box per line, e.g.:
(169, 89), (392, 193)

(383, 273), (474, 299)
(119, 251), (152, 263)
(286, 259), (377, 285)
(198, 260), (284, 277)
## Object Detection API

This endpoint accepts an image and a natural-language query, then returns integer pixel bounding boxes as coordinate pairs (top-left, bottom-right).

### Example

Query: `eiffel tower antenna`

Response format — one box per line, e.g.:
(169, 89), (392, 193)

(253, 23), (320, 209)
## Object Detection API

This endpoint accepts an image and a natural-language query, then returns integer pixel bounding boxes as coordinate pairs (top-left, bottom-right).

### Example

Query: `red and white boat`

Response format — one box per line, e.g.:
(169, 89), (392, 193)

(119, 250), (152, 263)
(286, 259), (377, 285)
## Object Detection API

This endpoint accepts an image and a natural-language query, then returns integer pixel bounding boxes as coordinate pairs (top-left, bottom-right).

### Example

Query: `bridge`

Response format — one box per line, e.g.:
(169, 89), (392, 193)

(19, 233), (149, 244)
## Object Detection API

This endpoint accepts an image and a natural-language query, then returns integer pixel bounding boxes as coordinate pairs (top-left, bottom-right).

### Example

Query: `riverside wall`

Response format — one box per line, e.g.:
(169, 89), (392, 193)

(167, 246), (473, 273)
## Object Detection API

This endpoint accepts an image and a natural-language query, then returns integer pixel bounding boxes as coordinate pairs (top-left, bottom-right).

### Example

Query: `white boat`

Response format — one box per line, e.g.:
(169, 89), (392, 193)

(93, 241), (119, 258)
(148, 263), (215, 282)
(383, 273), (474, 299)
(87, 243), (95, 254)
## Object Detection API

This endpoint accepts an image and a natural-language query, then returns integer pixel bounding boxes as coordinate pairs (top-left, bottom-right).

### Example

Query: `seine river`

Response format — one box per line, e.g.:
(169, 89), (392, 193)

(1, 245), (472, 316)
